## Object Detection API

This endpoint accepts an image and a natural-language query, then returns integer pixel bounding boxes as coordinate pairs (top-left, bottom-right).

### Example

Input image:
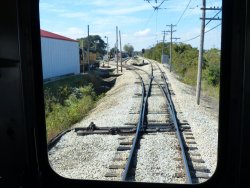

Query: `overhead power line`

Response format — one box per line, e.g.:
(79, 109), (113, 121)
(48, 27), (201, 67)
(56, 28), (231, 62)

(157, 0), (166, 8)
(145, 0), (167, 10)
(144, 9), (156, 28)
(144, 0), (168, 45)
(181, 23), (221, 43)
(176, 0), (192, 26)
(166, 24), (180, 72)
(205, 9), (222, 26)
(148, 1), (154, 8)
(182, 34), (200, 43)
(205, 23), (221, 33)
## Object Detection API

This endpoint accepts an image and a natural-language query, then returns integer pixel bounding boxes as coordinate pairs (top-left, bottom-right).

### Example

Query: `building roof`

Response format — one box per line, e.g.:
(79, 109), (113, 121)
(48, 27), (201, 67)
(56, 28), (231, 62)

(40, 29), (78, 42)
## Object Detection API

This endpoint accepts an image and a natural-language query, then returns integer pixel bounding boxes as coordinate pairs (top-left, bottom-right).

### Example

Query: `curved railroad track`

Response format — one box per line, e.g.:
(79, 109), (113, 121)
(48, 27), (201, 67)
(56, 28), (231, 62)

(48, 57), (210, 183)
(116, 57), (210, 183)
(134, 58), (210, 183)
(118, 59), (192, 183)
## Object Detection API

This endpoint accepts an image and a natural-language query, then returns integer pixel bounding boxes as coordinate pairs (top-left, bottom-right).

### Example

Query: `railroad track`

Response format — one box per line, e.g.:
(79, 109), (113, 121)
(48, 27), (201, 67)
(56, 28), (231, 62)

(48, 57), (210, 183)
(111, 58), (211, 183)
(119, 60), (191, 183)
(102, 58), (190, 182)
(142, 59), (210, 183)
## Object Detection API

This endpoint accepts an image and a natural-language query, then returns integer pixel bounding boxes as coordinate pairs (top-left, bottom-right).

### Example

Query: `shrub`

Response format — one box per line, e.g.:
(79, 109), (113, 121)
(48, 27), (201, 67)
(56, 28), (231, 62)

(145, 43), (221, 99)
(44, 75), (105, 142)
(46, 88), (96, 142)
(204, 62), (220, 86)
(183, 66), (197, 85)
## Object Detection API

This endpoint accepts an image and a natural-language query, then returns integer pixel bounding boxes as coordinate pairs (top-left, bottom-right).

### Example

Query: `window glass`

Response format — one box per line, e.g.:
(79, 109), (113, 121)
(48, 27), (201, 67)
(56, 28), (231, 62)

(40, 0), (221, 184)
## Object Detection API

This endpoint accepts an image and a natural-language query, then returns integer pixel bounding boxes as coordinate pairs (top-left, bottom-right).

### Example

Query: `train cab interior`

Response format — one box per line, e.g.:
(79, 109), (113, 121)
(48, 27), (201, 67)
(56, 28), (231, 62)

(0, 0), (250, 187)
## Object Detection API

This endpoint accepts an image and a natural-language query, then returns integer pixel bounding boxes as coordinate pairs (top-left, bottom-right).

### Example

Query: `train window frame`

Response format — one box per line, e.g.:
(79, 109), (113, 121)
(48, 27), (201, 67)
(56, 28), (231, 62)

(36, 0), (223, 185)
(2, 0), (248, 187)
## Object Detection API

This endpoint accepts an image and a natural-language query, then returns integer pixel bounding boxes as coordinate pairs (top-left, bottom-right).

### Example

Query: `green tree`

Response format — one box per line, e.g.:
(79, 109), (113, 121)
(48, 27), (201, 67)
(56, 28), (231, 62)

(203, 48), (221, 86)
(144, 42), (221, 98)
(110, 47), (119, 55)
(144, 42), (170, 62)
(77, 35), (106, 56)
(123, 44), (134, 57)
(204, 62), (220, 86)
(203, 48), (220, 68)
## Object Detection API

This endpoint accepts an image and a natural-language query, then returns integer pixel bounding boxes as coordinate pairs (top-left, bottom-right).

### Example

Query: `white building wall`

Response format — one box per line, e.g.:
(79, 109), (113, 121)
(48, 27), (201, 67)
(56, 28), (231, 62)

(41, 37), (80, 79)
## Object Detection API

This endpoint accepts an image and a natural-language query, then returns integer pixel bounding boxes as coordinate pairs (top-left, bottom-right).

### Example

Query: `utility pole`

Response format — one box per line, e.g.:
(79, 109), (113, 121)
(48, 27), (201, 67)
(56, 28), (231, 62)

(119, 30), (122, 72)
(196, 2), (221, 105)
(87, 25), (90, 71)
(172, 37), (180, 42)
(161, 31), (166, 64)
(104, 36), (109, 67)
(116, 26), (118, 74)
(196, 0), (206, 105)
(166, 24), (176, 72)
(172, 37), (180, 66)
(82, 39), (85, 73)
(107, 37), (109, 59)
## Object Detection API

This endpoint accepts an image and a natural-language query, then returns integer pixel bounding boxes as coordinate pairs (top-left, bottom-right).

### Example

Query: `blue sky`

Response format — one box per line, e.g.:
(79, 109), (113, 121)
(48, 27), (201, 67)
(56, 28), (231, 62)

(39, 0), (222, 51)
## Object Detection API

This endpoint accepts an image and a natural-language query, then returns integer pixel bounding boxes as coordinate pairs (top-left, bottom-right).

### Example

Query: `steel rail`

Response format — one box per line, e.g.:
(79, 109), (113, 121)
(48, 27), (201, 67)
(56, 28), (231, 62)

(153, 61), (193, 184)
(121, 63), (153, 181)
(130, 58), (192, 183)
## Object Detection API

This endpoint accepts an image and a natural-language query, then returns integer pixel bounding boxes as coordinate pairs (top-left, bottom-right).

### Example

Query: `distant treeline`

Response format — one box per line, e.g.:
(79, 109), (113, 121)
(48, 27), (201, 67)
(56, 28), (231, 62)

(144, 42), (220, 98)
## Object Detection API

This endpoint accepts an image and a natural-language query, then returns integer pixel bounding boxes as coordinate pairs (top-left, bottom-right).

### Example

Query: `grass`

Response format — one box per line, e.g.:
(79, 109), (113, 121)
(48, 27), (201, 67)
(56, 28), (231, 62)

(154, 59), (220, 101)
(201, 81), (220, 100)
(180, 70), (220, 101)
(44, 73), (106, 142)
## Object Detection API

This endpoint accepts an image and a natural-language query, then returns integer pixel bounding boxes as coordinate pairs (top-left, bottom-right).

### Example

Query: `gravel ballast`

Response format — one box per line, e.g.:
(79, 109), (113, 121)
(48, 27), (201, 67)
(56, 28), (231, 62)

(49, 62), (142, 180)
(73, 65), (139, 128)
(135, 133), (185, 183)
(48, 59), (218, 184)
(156, 62), (219, 177)
(48, 131), (120, 180)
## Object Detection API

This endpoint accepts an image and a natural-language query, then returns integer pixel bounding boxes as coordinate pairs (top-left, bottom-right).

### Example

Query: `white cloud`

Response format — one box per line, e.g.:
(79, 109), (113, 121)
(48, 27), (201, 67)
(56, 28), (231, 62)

(134, 28), (151, 37)
(39, 0), (222, 50)
(96, 4), (151, 15)
(56, 27), (85, 39)
(90, 16), (144, 31)
(39, 2), (66, 13)
(122, 34), (128, 37)
(89, 1), (122, 7)
(89, 0), (140, 8)
(60, 12), (90, 20)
